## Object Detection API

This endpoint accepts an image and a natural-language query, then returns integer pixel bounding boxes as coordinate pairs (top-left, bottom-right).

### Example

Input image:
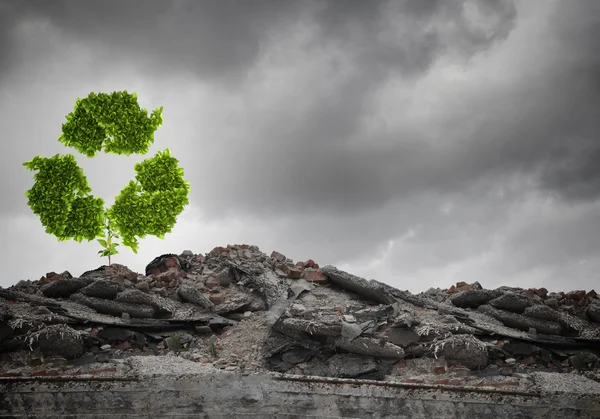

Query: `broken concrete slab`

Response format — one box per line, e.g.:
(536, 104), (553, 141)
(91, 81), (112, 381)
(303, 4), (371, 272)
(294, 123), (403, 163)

(321, 265), (397, 304)
(478, 304), (562, 335)
(80, 279), (124, 299)
(489, 293), (538, 314)
(448, 289), (503, 308)
(177, 285), (214, 310)
(335, 336), (405, 359)
(40, 277), (93, 298)
(70, 293), (156, 319)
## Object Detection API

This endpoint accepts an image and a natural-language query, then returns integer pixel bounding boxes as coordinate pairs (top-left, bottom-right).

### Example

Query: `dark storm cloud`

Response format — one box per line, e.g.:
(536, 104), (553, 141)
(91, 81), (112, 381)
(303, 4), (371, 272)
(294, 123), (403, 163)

(0, 0), (299, 84)
(1, 0), (521, 218)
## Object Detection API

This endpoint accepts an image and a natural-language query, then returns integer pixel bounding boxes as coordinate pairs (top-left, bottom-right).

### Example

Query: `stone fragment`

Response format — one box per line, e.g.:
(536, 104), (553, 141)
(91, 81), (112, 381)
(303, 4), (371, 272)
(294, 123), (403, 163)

(270, 251), (287, 262)
(215, 269), (232, 287)
(177, 285), (214, 310)
(448, 289), (503, 308)
(277, 318), (342, 338)
(433, 335), (488, 370)
(287, 267), (304, 279)
(340, 322), (363, 341)
(489, 293), (536, 313)
(209, 293), (226, 305)
(31, 325), (84, 360)
(387, 328), (420, 347)
(145, 253), (190, 276)
(478, 304), (562, 335)
(523, 305), (562, 322)
(195, 325), (213, 334)
(134, 281), (151, 292)
(327, 354), (380, 379)
(321, 265), (396, 304)
(213, 293), (251, 315)
(70, 293), (156, 318)
(569, 353), (598, 370)
(80, 279), (124, 299)
(205, 277), (220, 289)
(335, 337), (404, 359)
(40, 277), (93, 298)
(587, 304), (600, 323)
(303, 259), (319, 269)
(304, 269), (328, 283)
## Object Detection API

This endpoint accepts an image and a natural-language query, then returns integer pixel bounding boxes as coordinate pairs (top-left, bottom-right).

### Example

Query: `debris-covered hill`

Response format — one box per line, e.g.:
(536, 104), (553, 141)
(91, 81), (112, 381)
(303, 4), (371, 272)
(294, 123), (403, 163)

(1, 244), (599, 388)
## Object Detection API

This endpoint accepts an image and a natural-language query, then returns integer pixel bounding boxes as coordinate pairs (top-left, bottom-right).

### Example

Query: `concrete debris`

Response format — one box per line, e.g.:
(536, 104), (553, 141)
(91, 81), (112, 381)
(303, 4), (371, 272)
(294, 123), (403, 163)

(1, 245), (599, 390)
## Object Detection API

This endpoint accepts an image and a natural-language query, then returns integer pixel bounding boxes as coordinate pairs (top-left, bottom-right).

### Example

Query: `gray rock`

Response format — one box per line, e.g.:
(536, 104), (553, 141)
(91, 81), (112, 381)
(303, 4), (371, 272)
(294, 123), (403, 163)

(80, 279), (124, 299)
(327, 354), (380, 378)
(335, 337), (405, 359)
(31, 324), (84, 360)
(387, 328), (420, 347)
(177, 285), (214, 310)
(570, 352), (599, 370)
(215, 269), (232, 287)
(489, 293), (537, 313)
(433, 334), (488, 370)
(524, 305), (562, 322)
(40, 277), (93, 298)
(449, 289), (503, 308)
(478, 304), (562, 335)
(70, 293), (156, 318)
(587, 304), (600, 323)
(277, 318), (342, 338)
(321, 265), (396, 304)
(214, 293), (251, 315)
(340, 321), (363, 341)
(115, 288), (155, 306)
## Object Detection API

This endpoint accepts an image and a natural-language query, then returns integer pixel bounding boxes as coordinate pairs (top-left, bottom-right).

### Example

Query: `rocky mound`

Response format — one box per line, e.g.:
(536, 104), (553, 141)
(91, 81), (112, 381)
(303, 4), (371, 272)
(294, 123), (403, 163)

(1, 244), (599, 387)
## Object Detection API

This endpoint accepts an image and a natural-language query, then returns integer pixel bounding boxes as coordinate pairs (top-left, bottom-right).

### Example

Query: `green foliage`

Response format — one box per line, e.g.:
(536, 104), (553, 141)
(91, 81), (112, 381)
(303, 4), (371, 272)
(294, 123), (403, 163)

(209, 342), (219, 358)
(58, 91), (163, 158)
(107, 148), (191, 254)
(23, 90), (190, 264)
(22, 154), (105, 241)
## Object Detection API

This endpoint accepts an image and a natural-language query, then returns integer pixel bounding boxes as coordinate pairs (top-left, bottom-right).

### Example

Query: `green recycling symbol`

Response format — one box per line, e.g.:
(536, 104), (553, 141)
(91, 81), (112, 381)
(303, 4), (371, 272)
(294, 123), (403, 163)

(23, 91), (191, 264)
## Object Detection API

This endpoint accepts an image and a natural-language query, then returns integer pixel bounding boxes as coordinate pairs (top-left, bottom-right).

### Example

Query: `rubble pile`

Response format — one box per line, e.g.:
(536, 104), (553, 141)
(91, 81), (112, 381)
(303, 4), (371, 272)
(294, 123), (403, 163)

(1, 244), (599, 388)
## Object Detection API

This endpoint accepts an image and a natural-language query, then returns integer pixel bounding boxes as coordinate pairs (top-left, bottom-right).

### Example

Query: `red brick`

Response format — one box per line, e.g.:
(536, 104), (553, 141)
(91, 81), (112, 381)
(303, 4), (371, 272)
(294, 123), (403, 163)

(270, 251), (287, 262)
(303, 259), (319, 269)
(278, 264), (290, 274)
(114, 341), (132, 350)
(205, 277), (220, 289)
(210, 246), (232, 255)
(209, 293), (225, 305)
(305, 269), (328, 283)
(395, 360), (408, 368)
(288, 266), (304, 279)
(165, 257), (179, 269)
(433, 366), (447, 375)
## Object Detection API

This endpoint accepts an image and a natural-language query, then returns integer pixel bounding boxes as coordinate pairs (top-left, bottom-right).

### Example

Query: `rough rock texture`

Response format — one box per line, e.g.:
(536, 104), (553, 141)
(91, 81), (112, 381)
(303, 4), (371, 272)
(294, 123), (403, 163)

(1, 244), (599, 388)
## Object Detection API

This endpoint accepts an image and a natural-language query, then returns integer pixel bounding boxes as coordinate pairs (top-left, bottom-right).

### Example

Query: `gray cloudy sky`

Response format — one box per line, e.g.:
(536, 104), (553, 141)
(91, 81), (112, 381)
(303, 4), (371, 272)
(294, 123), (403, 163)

(1, 0), (599, 293)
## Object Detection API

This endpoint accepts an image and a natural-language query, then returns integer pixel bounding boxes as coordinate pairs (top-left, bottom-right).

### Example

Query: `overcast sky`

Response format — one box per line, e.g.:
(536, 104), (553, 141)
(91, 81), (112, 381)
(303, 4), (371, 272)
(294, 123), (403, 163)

(1, 0), (599, 293)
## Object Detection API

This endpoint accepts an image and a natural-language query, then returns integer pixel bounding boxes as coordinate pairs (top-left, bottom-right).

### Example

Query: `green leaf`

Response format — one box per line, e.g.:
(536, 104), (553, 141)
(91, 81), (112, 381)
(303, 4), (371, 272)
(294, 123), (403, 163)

(97, 239), (108, 247)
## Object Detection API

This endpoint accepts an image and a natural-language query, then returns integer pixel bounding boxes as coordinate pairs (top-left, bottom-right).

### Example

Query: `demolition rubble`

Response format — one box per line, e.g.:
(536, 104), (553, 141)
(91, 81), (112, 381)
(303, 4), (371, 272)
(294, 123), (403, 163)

(1, 244), (600, 392)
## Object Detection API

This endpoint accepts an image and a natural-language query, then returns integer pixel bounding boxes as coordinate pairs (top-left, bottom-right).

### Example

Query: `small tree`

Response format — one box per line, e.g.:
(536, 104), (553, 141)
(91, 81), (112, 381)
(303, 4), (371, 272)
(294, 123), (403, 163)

(23, 91), (191, 265)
